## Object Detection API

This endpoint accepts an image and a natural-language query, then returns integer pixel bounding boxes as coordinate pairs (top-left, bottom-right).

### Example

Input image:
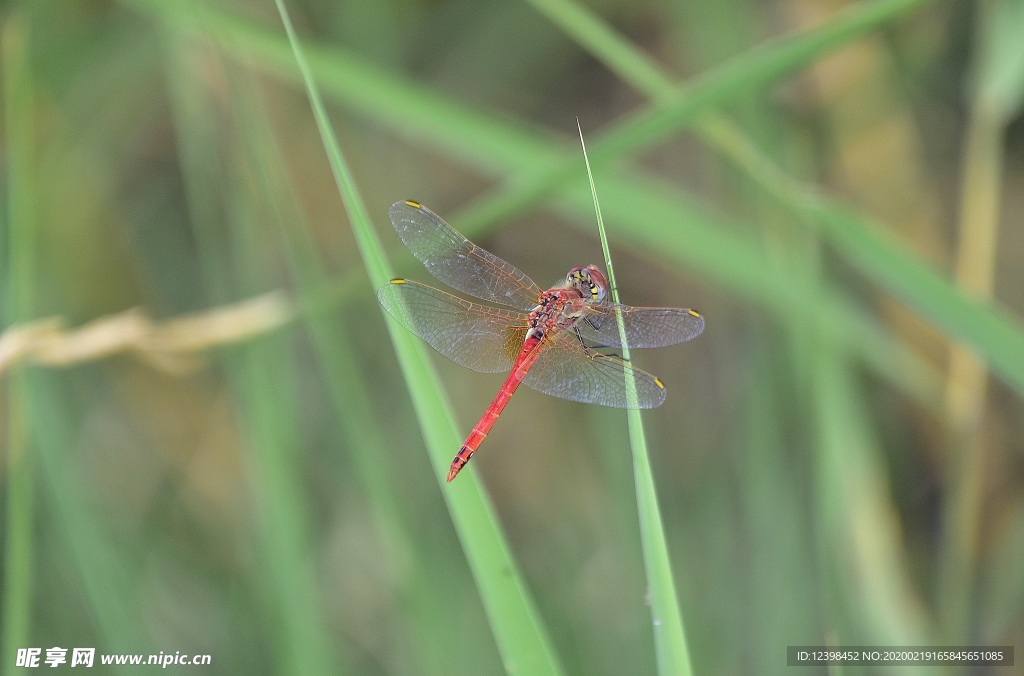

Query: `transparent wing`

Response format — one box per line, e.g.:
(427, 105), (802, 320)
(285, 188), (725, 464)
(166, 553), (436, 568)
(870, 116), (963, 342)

(522, 331), (668, 409)
(377, 279), (528, 373)
(389, 200), (542, 311)
(577, 302), (705, 348)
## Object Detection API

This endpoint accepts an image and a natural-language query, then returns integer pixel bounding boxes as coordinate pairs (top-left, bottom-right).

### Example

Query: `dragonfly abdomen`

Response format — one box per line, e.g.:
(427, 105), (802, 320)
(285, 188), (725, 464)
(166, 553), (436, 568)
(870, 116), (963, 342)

(446, 337), (544, 482)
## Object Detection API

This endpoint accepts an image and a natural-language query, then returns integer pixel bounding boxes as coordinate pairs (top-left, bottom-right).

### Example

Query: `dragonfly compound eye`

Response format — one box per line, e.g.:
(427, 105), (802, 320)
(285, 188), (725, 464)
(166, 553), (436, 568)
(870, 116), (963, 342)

(567, 265), (607, 301)
(585, 265), (608, 301)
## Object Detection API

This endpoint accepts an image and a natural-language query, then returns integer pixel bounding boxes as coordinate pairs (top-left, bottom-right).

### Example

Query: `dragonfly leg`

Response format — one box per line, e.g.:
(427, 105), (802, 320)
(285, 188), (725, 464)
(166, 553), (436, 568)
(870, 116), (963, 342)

(573, 327), (630, 361)
(573, 327), (606, 350)
(574, 324), (630, 358)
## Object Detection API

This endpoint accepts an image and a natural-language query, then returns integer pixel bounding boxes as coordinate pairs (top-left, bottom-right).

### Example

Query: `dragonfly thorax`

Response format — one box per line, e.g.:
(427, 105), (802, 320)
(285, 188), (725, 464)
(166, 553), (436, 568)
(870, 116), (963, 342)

(566, 265), (608, 302)
(525, 288), (588, 343)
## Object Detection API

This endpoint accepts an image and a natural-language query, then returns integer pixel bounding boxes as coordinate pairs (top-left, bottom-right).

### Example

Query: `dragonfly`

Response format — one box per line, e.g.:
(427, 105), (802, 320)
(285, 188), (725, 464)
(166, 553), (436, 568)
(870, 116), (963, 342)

(377, 200), (705, 482)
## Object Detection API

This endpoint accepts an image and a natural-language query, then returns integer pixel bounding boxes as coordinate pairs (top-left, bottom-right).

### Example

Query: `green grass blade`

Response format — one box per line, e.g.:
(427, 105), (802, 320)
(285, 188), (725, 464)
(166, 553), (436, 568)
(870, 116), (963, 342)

(1, 387), (33, 667)
(631, 98), (1024, 398)
(937, 0), (1024, 641)
(3, 12), (148, 661)
(122, 0), (550, 174)
(454, 0), (940, 228)
(810, 348), (933, 653)
(2, 13), (37, 664)
(230, 344), (340, 675)
(975, 0), (1024, 115)
(579, 127), (694, 675)
(160, 29), (338, 674)
(272, 3), (563, 673)
(806, 199), (1024, 394)
(28, 375), (149, 652)
(524, 0), (674, 98)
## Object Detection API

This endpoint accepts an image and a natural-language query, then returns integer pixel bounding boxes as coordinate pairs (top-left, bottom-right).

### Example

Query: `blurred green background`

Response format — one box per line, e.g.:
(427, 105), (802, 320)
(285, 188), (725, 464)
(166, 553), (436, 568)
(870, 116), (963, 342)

(2, 0), (1024, 674)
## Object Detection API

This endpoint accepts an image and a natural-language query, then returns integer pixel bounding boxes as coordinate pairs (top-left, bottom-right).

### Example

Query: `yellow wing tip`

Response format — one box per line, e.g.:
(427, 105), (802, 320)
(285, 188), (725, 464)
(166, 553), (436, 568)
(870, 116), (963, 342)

(654, 377), (666, 390)
(687, 309), (701, 318)
(390, 278), (406, 285)
(404, 199), (422, 208)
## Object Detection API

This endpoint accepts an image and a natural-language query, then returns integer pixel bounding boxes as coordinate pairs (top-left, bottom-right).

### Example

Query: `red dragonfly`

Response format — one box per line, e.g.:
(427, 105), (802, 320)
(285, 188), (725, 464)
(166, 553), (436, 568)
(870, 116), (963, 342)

(378, 200), (704, 482)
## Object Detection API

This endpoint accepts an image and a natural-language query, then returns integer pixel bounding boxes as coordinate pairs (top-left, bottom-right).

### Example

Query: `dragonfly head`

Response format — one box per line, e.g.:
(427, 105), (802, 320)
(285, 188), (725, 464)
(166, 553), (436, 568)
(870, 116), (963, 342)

(566, 265), (608, 302)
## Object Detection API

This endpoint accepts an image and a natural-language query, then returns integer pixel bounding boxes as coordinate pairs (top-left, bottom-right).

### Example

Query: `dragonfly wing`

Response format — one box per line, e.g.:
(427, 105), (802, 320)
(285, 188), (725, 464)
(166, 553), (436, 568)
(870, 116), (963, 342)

(578, 302), (704, 348)
(389, 200), (543, 311)
(377, 279), (526, 373)
(521, 331), (667, 409)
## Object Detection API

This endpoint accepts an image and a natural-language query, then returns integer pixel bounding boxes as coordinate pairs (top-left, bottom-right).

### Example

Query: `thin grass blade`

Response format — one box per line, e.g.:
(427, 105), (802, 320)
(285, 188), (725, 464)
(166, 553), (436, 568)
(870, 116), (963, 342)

(2, 13), (38, 661)
(578, 125), (693, 676)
